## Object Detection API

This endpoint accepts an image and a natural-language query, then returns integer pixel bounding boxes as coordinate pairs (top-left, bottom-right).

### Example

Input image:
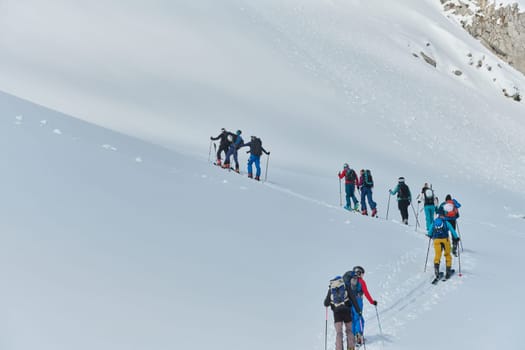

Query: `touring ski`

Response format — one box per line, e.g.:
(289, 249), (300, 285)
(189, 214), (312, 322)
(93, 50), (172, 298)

(442, 269), (456, 281)
(431, 272), (444, 285)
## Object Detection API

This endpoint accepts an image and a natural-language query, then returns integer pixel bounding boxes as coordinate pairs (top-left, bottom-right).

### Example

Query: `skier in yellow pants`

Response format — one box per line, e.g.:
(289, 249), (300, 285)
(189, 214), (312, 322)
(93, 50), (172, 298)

(427, 210), (460, 280)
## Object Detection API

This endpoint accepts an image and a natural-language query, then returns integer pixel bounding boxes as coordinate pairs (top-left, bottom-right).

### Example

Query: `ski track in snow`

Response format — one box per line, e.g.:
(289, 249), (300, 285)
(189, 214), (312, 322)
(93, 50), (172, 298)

(11, 115), (477, 350)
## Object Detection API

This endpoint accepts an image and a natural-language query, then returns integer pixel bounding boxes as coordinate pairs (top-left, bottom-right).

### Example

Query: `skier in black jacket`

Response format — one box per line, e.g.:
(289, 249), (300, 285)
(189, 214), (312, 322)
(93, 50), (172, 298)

(324, 279), (362, 350)
(210, 128), (234, 167)
(389, 177), (412, 224)
(241, 136), (269, 181)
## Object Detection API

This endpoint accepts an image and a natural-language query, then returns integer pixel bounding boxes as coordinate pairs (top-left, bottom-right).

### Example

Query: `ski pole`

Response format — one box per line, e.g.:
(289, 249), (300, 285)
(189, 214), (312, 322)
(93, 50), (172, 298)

(410, 202), (420, 230)
(339, 179), (342, 207)
(456, 222), (464, 252)
(386, 191), (391, 220)
(324, 307), (328, 350)
(424, 237), (432, 272)
(208, 140), (213, 163)
(264, 153), (270, 182)
(359, 316), (366, 350)
(457, 239), (462, 277)
(414, 202), (420, 232)
(375, 305), (384, 343)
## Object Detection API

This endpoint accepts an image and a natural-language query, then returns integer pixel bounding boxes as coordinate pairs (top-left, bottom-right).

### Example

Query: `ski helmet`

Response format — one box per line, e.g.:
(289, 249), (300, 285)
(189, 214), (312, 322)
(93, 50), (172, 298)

(398, 177), (405, 183)
(434, 218), (444, 229)
(343, 163), (349, 169)
(221, 127), (226, 131)
(353, 266), (365, 275)
(236, 129), (242, 135)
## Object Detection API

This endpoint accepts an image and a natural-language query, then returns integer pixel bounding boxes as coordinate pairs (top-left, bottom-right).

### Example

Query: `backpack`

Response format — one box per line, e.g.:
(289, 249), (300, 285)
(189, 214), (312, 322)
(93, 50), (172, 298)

(251, 137), (263, 156)
(343, 271), (363, 296)
(345, 169), (357, 182)
(398, 183), (409, 199)
(432, 218), (448, 238)
(363, 169), (374, 187)
(329, 276), (349, 310)
(444, 200), (459, 218)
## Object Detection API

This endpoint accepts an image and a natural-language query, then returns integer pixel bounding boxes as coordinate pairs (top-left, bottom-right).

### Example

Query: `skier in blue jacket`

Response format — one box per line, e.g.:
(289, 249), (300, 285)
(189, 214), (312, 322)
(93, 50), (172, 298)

(427, 210), (460, 279)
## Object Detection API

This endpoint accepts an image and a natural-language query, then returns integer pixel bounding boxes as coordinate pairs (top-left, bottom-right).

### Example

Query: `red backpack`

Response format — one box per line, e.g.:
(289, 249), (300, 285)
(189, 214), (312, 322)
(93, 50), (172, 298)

(443, 200), (459, 218)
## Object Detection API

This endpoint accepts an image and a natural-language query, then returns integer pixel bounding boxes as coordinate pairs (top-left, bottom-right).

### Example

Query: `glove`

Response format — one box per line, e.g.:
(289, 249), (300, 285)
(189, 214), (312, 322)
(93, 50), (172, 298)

(373, 300), (378, 306)
(246, 150), (250, 153)
(453, 237), (460, 242)
(210, 136), (213, 140)
(267, 151), (270, 155)
(418, 200), (421, 204)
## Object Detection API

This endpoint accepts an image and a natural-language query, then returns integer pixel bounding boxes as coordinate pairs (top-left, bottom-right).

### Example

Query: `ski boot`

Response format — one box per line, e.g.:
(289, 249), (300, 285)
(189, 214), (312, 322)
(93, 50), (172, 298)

(355, 333), (363, 346)
(255, 175), (260, 181)
(353, 202), (359, 211)
(403, 218), (408, 225)
(371, 208), (377, 217)
(445, 267), (453, 279)
(215, 159), (222, 166)
(221, 162), (230, 169)
(248, 173), (253, 179)
(361, 209), (368, 216)
(344, 205), (350, 210)
(234, 166), (240, 173)
(434, 263), (440, 279)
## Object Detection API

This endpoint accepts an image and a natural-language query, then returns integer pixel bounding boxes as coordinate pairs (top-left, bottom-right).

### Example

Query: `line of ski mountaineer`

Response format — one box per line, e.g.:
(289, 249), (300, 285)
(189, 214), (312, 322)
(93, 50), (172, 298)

(210, 128), (270, 181)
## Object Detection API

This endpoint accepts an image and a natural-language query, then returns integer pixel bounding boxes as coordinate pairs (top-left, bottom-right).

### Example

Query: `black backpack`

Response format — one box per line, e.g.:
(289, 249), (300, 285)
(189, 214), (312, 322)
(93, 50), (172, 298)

(251, 137), (263, 156)
(423, 188), (434, 205)
(364, 169), (374, 187)
(398, 183), (409, 199)
(345, 169), (357, 182)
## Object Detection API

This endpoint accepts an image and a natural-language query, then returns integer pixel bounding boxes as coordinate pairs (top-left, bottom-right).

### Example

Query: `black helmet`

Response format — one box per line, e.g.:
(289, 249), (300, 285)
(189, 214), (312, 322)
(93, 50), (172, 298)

(221, 127), (226, 131)
(236, 129), (242, 135)
(353, 266), (365, 275)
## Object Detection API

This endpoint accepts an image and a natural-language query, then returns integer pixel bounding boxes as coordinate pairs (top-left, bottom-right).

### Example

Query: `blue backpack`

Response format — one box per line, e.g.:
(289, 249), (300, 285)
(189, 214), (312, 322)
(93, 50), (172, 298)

(329, 276), (349, 310)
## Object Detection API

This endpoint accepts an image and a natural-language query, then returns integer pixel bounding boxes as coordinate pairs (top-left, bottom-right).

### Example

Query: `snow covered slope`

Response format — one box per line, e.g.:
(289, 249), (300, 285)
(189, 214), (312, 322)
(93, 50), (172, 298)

(1, 0), (525, 350)
(1, 0), (525, 194)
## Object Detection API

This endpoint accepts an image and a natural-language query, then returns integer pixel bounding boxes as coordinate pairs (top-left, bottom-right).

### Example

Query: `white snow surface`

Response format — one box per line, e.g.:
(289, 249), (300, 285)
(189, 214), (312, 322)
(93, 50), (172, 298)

(1, 1), (525, 350)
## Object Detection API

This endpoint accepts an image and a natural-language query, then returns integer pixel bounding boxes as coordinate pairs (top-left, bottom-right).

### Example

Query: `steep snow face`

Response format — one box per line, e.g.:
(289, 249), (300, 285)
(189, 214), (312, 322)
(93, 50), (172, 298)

(1, 0), (525, 195)
(2, 91), (525, 350)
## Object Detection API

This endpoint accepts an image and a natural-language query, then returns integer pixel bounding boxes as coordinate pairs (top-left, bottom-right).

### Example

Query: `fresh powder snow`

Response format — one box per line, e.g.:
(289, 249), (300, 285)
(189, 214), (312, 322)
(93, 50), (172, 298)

(1, 1), (524, 350)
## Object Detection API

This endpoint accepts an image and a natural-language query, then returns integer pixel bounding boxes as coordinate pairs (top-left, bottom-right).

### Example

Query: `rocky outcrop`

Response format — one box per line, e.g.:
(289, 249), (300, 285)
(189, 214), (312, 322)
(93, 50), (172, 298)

(443, 1), (525, 76)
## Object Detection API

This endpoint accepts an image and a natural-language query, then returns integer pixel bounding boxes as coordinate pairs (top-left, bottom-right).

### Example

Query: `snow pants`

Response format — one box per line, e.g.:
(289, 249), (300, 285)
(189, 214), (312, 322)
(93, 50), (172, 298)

(360, 187), (376, 212)
(351, 296), (364, 336)
(424, 204), (435, 234)
(398, 199), (410, 222)
(247, 154), (262, 177)
(216, 144), (229, 161)
(345, 183), (359, 208)
(433, 237), (452, 267)
(224, 145), (239, 169)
